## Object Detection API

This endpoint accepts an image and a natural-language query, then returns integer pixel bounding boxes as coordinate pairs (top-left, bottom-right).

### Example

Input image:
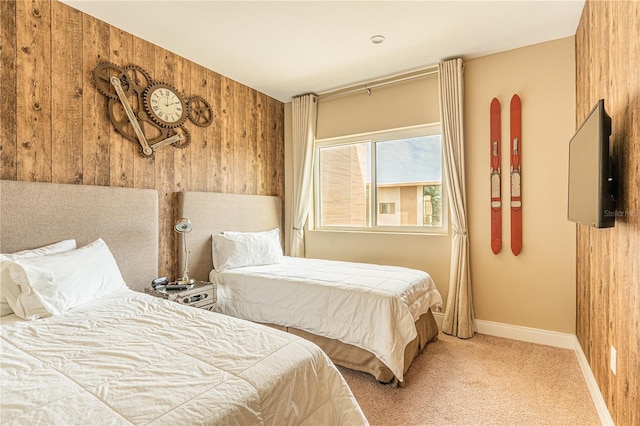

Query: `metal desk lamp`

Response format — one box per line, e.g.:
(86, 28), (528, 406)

(174, 218), (195, 285)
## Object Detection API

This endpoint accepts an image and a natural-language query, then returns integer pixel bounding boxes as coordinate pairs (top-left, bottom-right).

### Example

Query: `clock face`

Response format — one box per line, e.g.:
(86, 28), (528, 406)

(144, 83), (187, 127)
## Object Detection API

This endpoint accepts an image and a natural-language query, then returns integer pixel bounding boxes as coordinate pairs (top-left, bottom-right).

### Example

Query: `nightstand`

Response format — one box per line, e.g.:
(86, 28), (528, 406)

(145, 281), (217, 311)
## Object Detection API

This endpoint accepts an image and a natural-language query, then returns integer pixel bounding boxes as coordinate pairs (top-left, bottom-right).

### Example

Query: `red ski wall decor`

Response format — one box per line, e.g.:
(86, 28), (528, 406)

(490, 98), (502, 254)
(510, 94), (522, 256)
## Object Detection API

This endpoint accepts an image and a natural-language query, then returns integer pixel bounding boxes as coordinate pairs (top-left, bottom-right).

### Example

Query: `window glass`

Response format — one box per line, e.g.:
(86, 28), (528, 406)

(375, 135), (442, 227)
(318, 142), (371, 227)
(315, 125), (445, 233)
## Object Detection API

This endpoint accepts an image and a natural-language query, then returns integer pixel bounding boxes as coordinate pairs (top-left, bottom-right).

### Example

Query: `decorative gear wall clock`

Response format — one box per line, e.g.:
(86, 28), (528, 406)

(92, 61), (214, 157)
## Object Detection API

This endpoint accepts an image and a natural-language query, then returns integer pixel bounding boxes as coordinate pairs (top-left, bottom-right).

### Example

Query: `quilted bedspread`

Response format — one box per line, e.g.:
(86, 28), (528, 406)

(0, 289), (367, 425)
(211, 256), (443, 381)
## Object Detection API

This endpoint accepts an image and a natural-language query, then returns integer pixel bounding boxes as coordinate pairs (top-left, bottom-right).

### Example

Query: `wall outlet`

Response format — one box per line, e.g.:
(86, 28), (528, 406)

(610, 345), (617, 375)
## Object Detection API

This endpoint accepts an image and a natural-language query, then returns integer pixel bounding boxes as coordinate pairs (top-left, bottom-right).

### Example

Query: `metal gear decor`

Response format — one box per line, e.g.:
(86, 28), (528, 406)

(107, 98), (169, 146)
(92, 62), (129, 101)
(169, 126), (191, 149)
(91, 61), (213, 157)
(186, 96), (214, 127)
(123, 65), (153, 109)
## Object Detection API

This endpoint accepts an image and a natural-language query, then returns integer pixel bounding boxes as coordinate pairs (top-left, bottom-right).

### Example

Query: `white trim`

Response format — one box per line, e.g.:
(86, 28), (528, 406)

(431, 312), (613, 425)
(573, 337), (615, 426)
(432, 312), (574, 347)
(476, 318), (576, 348)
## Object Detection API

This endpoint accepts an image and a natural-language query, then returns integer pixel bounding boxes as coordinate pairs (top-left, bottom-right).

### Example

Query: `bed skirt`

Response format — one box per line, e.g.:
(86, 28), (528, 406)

(261, 308), (439, 386)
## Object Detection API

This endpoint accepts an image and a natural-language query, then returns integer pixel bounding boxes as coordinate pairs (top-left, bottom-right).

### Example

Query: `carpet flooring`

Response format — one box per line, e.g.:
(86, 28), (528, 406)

(339, 332), (600, 426)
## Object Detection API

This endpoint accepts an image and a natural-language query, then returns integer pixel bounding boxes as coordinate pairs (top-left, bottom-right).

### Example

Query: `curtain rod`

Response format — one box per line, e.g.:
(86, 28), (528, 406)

(316, 67), (438, 101)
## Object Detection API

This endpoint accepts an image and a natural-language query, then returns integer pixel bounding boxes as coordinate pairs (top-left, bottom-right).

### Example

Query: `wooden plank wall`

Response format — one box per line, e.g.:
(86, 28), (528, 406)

(0, 0), (285, 280)
(575, 2), (639, 425)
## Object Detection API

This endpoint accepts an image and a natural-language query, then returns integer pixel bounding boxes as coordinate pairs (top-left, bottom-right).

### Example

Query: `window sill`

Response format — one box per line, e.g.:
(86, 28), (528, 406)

(309, 227), (449, 237)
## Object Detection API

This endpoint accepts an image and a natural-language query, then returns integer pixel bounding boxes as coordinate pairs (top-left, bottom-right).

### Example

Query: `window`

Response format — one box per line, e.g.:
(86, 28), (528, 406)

(314, 124), (445, 233)
(379, 202), (396, 215)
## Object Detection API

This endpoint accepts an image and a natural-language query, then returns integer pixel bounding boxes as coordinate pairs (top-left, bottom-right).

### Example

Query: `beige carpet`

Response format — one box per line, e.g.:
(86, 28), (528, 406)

(339, 332), (600, 426)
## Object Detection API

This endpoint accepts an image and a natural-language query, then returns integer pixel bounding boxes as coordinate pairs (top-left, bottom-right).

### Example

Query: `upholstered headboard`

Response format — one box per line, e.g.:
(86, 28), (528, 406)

(0, 180), (158, 292)
(177, 191), (282, 282)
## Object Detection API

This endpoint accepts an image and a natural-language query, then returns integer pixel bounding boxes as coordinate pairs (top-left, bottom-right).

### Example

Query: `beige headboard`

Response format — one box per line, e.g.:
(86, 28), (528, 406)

(177, 191), (282, 282)
(0, 180), (158, 292)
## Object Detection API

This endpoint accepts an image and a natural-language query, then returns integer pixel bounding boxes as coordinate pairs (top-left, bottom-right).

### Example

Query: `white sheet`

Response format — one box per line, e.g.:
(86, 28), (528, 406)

(1, 289), (367, 425)
(210, 256), (443, 381)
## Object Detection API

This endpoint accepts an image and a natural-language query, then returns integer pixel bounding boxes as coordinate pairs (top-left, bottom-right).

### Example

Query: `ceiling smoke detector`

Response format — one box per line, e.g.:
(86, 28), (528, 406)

(370, 35), (386, 44)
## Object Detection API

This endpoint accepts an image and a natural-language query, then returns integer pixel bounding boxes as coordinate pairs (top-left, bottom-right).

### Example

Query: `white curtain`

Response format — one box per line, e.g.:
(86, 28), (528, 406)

(438, 58), (475, 338)
(289, 94), (318, 257)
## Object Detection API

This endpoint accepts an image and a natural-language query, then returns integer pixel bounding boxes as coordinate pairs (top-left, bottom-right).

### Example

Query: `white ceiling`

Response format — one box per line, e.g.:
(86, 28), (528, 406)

(61, 0), (585, 102)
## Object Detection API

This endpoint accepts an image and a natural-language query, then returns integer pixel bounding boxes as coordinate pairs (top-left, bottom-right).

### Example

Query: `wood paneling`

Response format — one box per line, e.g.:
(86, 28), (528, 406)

(51, 0), (82, 184)
(108, 26), (134, 188)
(219, 76), (235, 193)
(206, 70), (222, 192)
(132, 35), (156, 190)
(16, 0), (52, 183)
(0, 0), (17, 180)
(0, 0), (284, 280)
(187, 64), (208, 192)
(575, 2), (640, 425)
(81, 13), (110, 187)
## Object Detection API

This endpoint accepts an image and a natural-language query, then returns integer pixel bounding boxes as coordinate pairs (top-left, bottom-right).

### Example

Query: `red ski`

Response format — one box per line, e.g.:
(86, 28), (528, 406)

(510, 94), (522, 256)
(490, 98), (502, 254)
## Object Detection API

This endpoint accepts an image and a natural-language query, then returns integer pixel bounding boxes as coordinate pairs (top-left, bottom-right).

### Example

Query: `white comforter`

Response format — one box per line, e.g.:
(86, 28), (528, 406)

(1, 289), (367, 425)
(210, 256), (443, 381)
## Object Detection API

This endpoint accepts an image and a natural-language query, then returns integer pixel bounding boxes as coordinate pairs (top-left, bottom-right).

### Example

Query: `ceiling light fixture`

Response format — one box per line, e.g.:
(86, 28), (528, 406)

(370, 35), (386, 44)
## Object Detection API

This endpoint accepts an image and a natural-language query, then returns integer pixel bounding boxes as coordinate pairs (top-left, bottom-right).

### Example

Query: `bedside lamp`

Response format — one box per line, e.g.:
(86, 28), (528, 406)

(174, 217), (195, 285)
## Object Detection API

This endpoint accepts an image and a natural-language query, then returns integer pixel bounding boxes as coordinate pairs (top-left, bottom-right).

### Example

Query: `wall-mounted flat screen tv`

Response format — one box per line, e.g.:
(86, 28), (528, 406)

(567, 99), (615, 228)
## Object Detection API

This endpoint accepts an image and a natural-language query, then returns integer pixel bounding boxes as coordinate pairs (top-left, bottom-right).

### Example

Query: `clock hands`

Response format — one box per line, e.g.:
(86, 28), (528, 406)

(159, 98), (181, 111)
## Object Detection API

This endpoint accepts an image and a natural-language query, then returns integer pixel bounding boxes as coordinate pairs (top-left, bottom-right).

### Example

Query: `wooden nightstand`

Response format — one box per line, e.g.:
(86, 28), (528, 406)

(145, 281), (217, 311)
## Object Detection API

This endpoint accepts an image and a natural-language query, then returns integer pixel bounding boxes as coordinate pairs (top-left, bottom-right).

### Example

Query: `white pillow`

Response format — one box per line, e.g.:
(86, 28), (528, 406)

(212, 228), (283, 271)
(0, 239), (76, 317)
(5, 238), (126, 320)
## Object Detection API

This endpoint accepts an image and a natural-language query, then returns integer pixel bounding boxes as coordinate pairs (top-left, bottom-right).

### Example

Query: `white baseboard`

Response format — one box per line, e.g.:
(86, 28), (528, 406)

(432, 312), (574, 347)
(432, 312), (613, 425)
(477, 317), (577, 348)
(573, 337), (615, 426)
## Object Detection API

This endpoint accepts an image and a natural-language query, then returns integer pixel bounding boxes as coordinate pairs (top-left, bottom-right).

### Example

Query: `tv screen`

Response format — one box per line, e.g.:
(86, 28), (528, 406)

(567, 99), (614, 228)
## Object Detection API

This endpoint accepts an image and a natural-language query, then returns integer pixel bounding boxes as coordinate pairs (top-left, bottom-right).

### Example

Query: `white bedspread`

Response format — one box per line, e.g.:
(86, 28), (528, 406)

(1, 289), (367, 425)
(210, 256), (443, 381)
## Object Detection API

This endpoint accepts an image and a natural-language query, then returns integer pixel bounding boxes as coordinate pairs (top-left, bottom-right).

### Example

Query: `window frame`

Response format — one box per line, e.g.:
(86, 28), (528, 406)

(312, 123), (447, 235)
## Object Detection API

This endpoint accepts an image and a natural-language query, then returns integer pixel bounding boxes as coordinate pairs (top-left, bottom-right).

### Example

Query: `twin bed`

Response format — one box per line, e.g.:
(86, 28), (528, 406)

(1, 180), (442, 424)
(0, 180), (366, 425)
(177, 191), (442, 385)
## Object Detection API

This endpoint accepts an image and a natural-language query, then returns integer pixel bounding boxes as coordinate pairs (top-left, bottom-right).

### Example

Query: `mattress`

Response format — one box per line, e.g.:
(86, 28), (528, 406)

(0, 289), (367, 425)
(210, 256), (443, 381)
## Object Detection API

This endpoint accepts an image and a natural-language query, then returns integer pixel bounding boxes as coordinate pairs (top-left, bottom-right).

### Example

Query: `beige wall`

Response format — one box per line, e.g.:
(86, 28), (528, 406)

(465, 36), (576, 333)
(284, 36), (576, 333)
(316, 73), (440, 139)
